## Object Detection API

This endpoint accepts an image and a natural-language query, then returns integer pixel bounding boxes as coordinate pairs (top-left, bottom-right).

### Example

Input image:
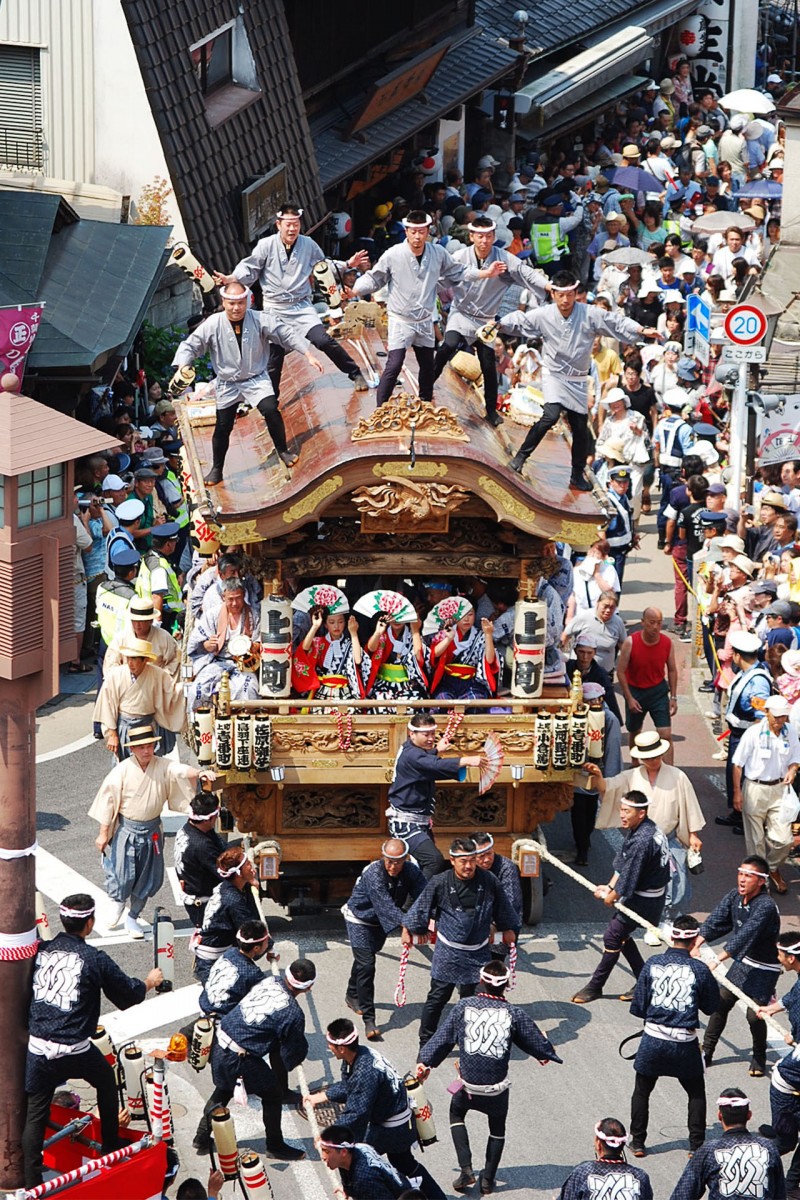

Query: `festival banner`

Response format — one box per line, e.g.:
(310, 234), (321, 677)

(0, 302), (44, 380)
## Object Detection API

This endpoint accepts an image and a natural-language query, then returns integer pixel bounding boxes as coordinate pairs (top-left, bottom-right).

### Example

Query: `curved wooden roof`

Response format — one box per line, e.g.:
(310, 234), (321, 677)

(177, 325), (606, 549)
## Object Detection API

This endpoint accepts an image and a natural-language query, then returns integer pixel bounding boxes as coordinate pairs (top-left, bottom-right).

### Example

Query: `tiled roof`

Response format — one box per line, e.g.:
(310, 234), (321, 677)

(121, 0), (323, 268)
(0, 190), (171, 371)
(475, 0), (647, 56)
(313, 29), (520, 190)
(0, 384), (121, 476)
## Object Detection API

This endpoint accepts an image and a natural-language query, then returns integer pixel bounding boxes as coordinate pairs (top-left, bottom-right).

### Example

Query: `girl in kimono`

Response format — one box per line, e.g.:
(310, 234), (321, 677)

(187, 579), (260, 709)
(427, 602), (499, 704)
(291, 606), (365, 702)
(363, 616), (428, 709)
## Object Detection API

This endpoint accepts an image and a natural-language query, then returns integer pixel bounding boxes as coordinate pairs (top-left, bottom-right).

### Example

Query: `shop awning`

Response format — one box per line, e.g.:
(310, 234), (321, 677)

(520, 74), (650, 140)
(312, 28), (519, 191)
(632, 0), (701, 35)
(514, 26), (654, 124)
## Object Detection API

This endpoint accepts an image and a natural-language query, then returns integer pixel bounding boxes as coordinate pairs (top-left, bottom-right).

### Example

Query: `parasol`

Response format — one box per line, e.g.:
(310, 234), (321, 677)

(353, 589), (417, 623)
(719, 88), (777, 115)
(603, 246), (653, 267)
(690, 210), (755, 235)
(606, 165), (657, 195)
(291, 584), (349, 614)
(479, 732), (505, 795)
(422, 595), (473, 637)
(738, 179), (782, 200)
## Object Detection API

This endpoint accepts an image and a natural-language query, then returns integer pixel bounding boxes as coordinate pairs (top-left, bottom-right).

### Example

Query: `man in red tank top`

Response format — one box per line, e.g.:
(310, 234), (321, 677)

(616, 608), (678, 763)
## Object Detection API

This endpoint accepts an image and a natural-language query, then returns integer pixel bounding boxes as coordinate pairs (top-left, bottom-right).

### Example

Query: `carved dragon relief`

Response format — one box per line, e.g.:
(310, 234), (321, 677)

(351, 393), (469, 442)
(272, 728), (390, 754)
(351, 478), (470, 532)
(281, 788), (382, 829)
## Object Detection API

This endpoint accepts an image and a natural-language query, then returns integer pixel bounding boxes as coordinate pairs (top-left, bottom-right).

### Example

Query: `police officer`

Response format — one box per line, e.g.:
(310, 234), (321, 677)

(306, 1019), (445, 1198)
(194, 959), (316, 1161)
(605, 467), (639, 585)
(403, 838), (518, 1049)
(21, 894), (162, 1187)
(175, 793), (228, 927)
(696, 855), (780, 1078)
(417, 959), (561, 1195)
(194, 846), (263, 983)
(95, 544), (140, 658)
(160, 439), (190, 561)
(136, 520), (184, 634)
(557, 1118), (653, 1200)
(386, 714), (484, 880)
(525, 192), (584, 278)
(627, 915), (720, 1156)
(669, 1089), (786, 1200)
(717, 631), (772, 833)
(572, 789), (670, 1004)
(471, 832), (523, 951)
(199, 920), (271, 1017)
(342, 838), (426, 1040)
(654, 391), (696, 548)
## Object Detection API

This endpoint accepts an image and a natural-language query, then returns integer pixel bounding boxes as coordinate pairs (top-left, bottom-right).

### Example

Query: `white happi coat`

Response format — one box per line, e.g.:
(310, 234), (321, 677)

(446, 244), (548, 341)
(500, 303), (644, 414)
(353, 242), (470, 349)
(172, 309), (309, 410)
(233, 232), (346, 335)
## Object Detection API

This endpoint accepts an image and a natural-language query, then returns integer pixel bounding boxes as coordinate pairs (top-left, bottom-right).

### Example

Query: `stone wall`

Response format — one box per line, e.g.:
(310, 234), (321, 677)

(145, 264), (201, 329)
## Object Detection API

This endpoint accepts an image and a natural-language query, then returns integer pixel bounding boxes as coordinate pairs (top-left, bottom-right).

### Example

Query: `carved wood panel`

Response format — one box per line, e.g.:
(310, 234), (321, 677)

(281, 787), (382, 829)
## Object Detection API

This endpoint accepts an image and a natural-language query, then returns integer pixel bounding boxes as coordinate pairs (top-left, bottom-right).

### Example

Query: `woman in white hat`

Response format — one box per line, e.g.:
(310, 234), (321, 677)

(93, 636), (185, 759)
(594, 729), (705, 913)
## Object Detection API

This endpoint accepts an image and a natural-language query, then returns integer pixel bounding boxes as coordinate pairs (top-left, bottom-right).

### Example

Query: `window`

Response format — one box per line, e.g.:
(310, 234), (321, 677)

(0, 45), (43, 170)
(17, 465), (64, 528)
(189, 18), (261, 127)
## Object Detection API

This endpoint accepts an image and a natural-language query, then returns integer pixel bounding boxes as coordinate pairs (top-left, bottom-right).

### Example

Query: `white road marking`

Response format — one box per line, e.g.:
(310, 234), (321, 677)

(166, 866), (184, 907)
(101, 983), (202, 1042)
(36, 734), (97, 763)
(35, 846), (121, 936)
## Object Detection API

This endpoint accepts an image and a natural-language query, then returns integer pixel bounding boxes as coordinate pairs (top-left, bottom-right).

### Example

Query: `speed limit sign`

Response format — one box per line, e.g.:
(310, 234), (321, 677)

(723, 304), (768, 346)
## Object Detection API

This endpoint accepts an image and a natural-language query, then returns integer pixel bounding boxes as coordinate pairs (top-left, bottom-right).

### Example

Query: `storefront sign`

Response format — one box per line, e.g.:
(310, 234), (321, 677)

(347, 43), (450, 136)
(759, 394), (800, 462)
(241, 165), (287, 241)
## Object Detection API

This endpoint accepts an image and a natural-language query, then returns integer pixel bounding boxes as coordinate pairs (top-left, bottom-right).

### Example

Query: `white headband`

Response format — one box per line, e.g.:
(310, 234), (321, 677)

(327, 1029), (359, 1046)
(451, 847), (478, 858)
(285, 965), (314, 991)
(408, 721), (436, 732)
(738, 867), (769, 879)
(190, 808), (220, 822)
(60, 904), (95, 919)
(480, 964), (510, 985)
(551, 283), (579, 292)
(595, 1124), (630, 1148)
(402, 215), (432, 228)
(671, 926), (699, 940)
(621, 797), (650, 809)
(382, 839), (409, 860)
(475, 836), (494, 853)
(717, 1095), (750, 1108)
(218, 858), (245, 878)
(220, 286), (252, 301)
(467, 220), (496, 233)
(237, 929), (270, 945)
(320, 1139), (354, 1150)
(781, 941), (800, 955)
(277, 209), (303, 219)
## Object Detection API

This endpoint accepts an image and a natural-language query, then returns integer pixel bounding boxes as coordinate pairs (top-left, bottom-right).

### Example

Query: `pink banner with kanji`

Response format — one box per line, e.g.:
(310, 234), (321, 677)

(0, 302), (44, 379)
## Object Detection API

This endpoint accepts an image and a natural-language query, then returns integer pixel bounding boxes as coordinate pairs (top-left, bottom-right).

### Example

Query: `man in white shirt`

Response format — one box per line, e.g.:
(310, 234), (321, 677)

(711, 228), (761, 284)
(732, 695), (800, 894)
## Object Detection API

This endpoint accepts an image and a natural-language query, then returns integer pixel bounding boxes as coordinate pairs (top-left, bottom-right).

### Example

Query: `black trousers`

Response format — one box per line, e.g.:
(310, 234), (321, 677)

(433, 332), (499, 415)
(420, 979), (477, 1047)
(516, 402), (589, 478)
(588, 911), (646, 993)
(571, 791), (598, 858)
(387, 1148), (448, 1199)
(198, 1055), (285, 1151)
(703, 984), (767, 1065)
(450, 1087), (509, 1182)
(346, 934), (386, 1025)
(376, 347), (435, 406)
(268, 323), (359, 393)
(210, 395), (288, 469)
(22, 1047), (120, 1187)
(630, 1071), (706, 1150)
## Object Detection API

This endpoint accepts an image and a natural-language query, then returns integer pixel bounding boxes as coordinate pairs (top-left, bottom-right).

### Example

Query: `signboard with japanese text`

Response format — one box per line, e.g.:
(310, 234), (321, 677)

(347, 43), (450, 136)
(241, 165), (287, 242)
(0, 303), (44, 380)
(758, 394), (800, 462)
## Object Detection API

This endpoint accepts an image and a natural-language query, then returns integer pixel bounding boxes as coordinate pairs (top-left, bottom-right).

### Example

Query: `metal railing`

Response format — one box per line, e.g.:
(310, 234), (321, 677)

(0, 126), (44, 170)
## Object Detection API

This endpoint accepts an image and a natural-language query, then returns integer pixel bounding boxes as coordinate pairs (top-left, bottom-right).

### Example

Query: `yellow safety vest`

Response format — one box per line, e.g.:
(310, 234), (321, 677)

(164, 468), (189, 529)
(136, 550), (185, 614)
(96, 580), (135, 646)
(530, 220), (568, 265)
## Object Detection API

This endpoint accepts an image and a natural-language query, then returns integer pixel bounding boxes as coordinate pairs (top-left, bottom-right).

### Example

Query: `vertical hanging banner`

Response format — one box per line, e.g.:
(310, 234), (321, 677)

(675, 0), (731, 94)
(0, 302), (44, 380)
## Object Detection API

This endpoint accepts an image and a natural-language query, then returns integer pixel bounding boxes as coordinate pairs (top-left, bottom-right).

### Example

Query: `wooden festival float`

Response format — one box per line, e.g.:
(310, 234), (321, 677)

(175, 302), (608, 922)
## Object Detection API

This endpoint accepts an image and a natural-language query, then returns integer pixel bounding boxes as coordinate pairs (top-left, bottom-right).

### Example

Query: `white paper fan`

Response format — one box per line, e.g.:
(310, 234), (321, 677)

(479, 732), (505, 795)
(291, 584), (349, 614)
(353, 589), (417, 623)
(422, 595), (474, 637)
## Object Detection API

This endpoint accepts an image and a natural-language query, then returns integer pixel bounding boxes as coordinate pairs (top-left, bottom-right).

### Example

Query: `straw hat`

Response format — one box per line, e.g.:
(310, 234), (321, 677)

(597, 438), (628, 463)
(630, 730), (671, 759)
(119, 637), (157, 660)
(125, 722), (162, 747)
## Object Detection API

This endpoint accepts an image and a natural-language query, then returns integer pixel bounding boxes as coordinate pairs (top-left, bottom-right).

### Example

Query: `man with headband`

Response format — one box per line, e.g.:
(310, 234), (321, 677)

(194, 958), (316, 1161)
(342, 838), (426, 1040)
(171, 277), (324, 483)
(572, 789), (670, 1005)
(386, 714), (486, 879)
(431, 215), (549, 426)
(626, 915), (720, 1157)
(319, 1124), (414, 1199)
(757, 932), (800, 1193)
(403, 838), (518, 1051)
(353, 210), (504, 407)
(694, 856), (780, 1078)
(416, 957), (560, 1194)
(21, 893), (162, 1187)
(669, 1088), (785, 1200)
(213, 204), (370, 397)
(174, 791), (227, 927)
(193, 846), (263, 984)
(557, 1117), (653, 1200)
(471, 832), (523, 954)
(499, 270), (659, 491)
(306, 1018), (445, 1197)
(199, 919), (273, 1019)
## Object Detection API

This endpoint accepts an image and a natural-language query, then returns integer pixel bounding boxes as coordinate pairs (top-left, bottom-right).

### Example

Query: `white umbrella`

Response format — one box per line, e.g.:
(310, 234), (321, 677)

(691, 210), (756, 234)
(719, 88), (777, 115)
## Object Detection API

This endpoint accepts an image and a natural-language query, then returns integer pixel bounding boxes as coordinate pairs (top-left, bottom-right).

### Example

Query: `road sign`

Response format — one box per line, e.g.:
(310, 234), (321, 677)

(694, 333), (710, 366)
(684, 329), (695, 356)
(724, 304), (768, 346)
(722, 344), (767, 364)
(687, 294), (711, 340)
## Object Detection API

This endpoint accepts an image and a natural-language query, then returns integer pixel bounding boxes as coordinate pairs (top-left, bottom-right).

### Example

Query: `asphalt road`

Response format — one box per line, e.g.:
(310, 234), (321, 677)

(30, 515), (800, 1199)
